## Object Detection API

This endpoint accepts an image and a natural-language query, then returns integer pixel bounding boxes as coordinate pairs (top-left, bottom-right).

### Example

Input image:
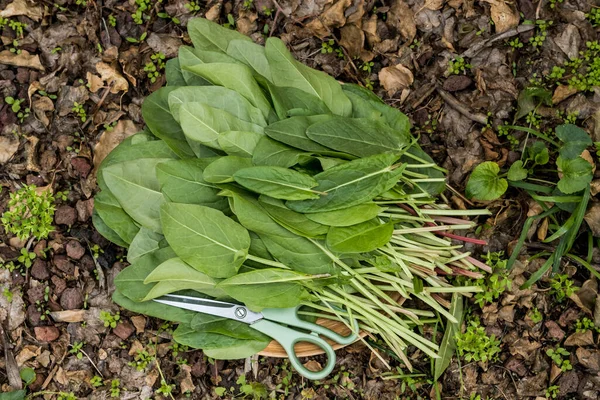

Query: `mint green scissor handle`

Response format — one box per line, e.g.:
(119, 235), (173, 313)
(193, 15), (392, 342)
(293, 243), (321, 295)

(250, 306), (359, 380)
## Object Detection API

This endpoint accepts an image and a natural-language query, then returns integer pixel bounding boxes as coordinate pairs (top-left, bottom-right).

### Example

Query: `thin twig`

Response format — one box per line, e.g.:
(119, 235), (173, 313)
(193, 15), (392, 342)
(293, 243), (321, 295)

(436, 87), (488, 124)
(461, 24), (536, 58)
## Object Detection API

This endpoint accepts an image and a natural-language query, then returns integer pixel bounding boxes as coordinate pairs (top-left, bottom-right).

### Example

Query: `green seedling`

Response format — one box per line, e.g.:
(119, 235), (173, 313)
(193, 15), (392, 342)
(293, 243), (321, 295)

(129, 348), (154, 371)
(90, 375), (103, 387)
(529, 307), (543, 323)
(223, 13), (235, 29)
(546, 385), (559, 399)
(144, 52), (166, 83)
(1, 184), (56, 240)
(18, 248), (36, 269)
(468, 252), (511, 307)
(70, 341), (85, 359)
(448, 57), (471, 75)
(100, 311), (121, 328)
(110, 379), (121, 397)
(5, 96), (30, 122)
(185, 0), (200, 12)
(508, 38), (523, 50)
(587, 7), (600, 26)
(72, 102), (87, 122)
(361, 61), (374, 74)
(126, 31), (148, 44)
(108, 14), (116, 27)
(546, 346), (572, 371)
(456, 318), (501, 362)
(575, 317), (600, 333)
(549, 274), (577, 303)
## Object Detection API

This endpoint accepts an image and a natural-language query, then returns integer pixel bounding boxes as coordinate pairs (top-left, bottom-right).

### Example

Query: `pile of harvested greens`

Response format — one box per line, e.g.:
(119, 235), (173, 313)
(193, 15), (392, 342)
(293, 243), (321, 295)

(93, 17), (490, 370)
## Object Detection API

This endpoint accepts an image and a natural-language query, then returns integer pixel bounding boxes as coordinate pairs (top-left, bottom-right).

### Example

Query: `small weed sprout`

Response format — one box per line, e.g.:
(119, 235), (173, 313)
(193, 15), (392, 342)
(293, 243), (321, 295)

(547, 346), (572, 371)
(448, 57), (471, 75)
(575, 317), (600, 333)
(108, 14), (117, 27)
(90, 375), (103, 387)
(70, 341), (85, 359)
(4, 96), (30, 122)
(529, 307), (543, 323)
(129, 348), (154, 371)
(1, 184), (56, 240)
(456, 318), (501, 362)
(156, 380), (176, 397)
(100, 310), (121, 328)
(549, 274), (577, 303)
(361, 61), (374, 74)
(72, 102), (87, 122)
(508, 38), (523, 50)
(57, 393), (77, 400)
(132, 0), (152, 24)
(185, 1), (201, 12)
(144, 52), (166, 83)
(17, 248), (36, 268)
(546, 385), (560, 399)
(3, 288), (13, 302)
(587, 7), (600, 27)
(110, 379), (121, 397)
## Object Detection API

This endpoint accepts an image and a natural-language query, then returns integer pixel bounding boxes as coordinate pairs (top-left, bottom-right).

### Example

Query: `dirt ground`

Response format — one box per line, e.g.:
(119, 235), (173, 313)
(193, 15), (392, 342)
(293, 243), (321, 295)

(1, 0), (600, 398)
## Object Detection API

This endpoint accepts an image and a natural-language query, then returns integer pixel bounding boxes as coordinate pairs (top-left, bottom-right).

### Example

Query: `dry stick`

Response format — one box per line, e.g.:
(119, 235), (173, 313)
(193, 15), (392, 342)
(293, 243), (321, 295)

(0, 323), (22, 390)
(82, 82), (114, 131)
(435, 87), (488, 124)
(460, 24), (536, 58)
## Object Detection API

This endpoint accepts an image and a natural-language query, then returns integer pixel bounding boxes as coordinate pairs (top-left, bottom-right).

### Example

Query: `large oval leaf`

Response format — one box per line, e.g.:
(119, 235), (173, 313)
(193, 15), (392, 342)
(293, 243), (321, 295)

(160, 203), (250, 278)
(156, 159), (228, 211)
(265, 37), (352, 117)
(227, 39), (272, 82)
(183, 63), (273, 120)
(179, 102), (264, 150)
(306, 117), (409, 157)
(203, 156), (253, 183)
(217, 130), (263, 158)
(142, 257), (224, 300)
(217, 269), (312, 310)
(233, 166), (320, 200)
(252, 136), (308, 168)
(326, 219), (393, 253)
(188, 17), (252, 53)
(305, 203), (384, 227)
(287, 152), (403, 213)
(103, 159), (168, 234)
(142, 87), (195, 158)
(264, 115), (333, 152)
(168, 86), (266, 126)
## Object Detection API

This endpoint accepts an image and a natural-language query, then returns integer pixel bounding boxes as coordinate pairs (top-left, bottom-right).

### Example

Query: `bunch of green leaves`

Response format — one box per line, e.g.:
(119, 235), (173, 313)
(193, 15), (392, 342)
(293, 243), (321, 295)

(455, 318), (501, 362)
(464, 252), (511, 308)
(546, 346), (572, 371)
(466, 121), (596, 287)
(549, 274), (577, 303)
(1, 185), (56, 240)
(93, 17), (486, 369)
(5, 96), (30, 122)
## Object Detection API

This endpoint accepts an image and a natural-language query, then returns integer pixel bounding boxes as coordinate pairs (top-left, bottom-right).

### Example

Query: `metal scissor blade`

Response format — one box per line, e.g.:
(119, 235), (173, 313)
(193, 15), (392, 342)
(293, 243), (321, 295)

(153, 294), (263, 324)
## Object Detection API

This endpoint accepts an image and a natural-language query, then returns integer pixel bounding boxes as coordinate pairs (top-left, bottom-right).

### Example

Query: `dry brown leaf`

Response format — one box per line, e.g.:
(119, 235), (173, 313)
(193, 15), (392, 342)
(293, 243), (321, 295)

(564, 330), (595, 347)
(306, 0), (352, 38)
(420, 0), (445, 12)
(32, 96), (54, 127)
(0, 135), (20, 164)
(379, 64), (414, 95)
(585, 202), (600, 237)
(552, 85), (578, 104)
(570, 278), (598, 315)
(303, 360), (322, 372)
(86, 72), (104, 93)
(339, 24), (364, 58)
(90, 62), (129, 94)
(387, 0), (417, 42)
(179, 364), (196, 394)
(130, 315), (146, 333)
(49, 310), (85, 323)
(16, 345), (40, 367)
(536, 217), (548, 241)
(204, 3), (222, 21)
(0, 0), (42, 21)
(0, 50), (44, 71)
(93, 120), (139, 170)
(362, 14), (380, 45)
(554, 24), (581, 60)
(482, 0), (519, 33)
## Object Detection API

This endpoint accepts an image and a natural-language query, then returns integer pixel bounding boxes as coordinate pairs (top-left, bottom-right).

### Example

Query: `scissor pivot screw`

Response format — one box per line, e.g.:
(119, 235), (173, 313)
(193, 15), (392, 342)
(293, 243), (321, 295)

(235, 307), (247, 319)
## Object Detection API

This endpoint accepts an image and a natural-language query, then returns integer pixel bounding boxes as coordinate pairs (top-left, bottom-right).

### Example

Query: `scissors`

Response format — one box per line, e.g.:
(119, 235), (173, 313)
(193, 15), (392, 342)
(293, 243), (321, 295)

(154, 294), (359, 380)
